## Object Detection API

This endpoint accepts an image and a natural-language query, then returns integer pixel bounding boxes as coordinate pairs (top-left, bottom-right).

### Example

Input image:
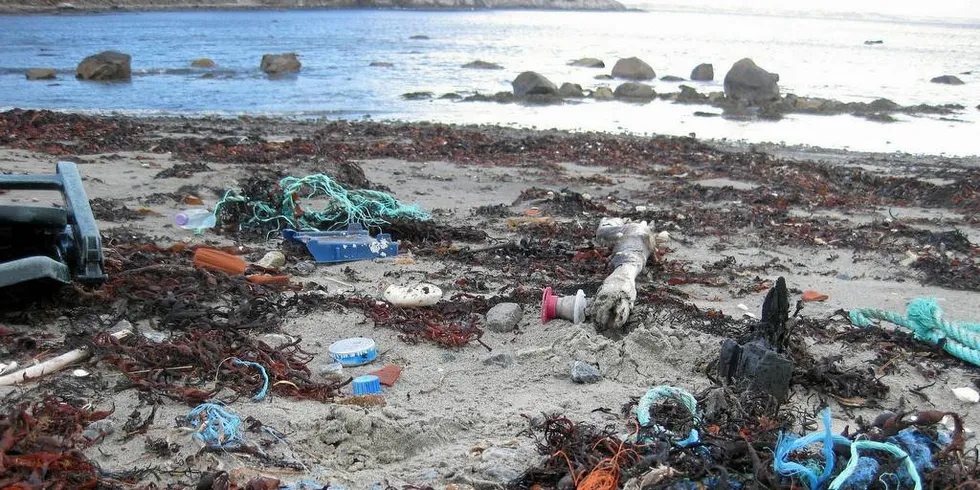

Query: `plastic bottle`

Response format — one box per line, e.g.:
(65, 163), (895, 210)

(175, 208), (216, 231)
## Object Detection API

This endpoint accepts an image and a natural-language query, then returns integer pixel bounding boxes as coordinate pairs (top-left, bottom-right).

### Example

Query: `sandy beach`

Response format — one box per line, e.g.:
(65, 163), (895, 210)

(0, 110), (978, 489)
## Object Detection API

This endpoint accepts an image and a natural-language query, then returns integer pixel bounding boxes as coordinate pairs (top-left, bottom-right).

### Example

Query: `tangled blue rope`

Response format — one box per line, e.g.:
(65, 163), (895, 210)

(232, 358), (269, 401)
(848, 298), (980, 367)
(213, 173), (430, 235)
(635, 385), (701, 447)
(775, 409), (931, 490)
(186, 403), (242, 449)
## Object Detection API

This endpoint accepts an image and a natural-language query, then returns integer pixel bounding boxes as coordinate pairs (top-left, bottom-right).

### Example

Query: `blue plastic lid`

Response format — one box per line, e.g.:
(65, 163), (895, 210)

(352, 375), (382, 395)
(328, 337), (378, 366)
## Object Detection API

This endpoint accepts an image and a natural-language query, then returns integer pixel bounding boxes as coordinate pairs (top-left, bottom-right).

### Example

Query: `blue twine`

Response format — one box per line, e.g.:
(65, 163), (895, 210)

(283, 481), (330, 490)
(635, 385), (702, 448)
(774, 408), (850, 489)
(186, 403), (242, 448)
(232, 357), (269, 401)
(828, 440), (922, 490)
(666, 478), (742, 489)
(849, 298), (980, 367)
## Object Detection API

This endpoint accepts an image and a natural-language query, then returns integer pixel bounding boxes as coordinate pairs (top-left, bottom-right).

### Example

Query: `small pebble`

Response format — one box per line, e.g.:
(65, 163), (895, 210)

(256, 251), (286, 269)
(72, 369), (90, 377)
(485, 303), (523, 333)
(952, 387), (979, 403)
(570, 361), (601, 384)
(483, 353), (513, 368)
(294, 260), (316, 276)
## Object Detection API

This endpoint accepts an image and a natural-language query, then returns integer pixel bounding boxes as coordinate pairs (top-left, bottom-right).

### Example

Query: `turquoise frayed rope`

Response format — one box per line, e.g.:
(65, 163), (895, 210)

(636, 385), (701, 447)
(232, 358), (269, 401)
(848, 298), (980, 367)
(186, 403), (242, 449)
(213, 173), (430, 235)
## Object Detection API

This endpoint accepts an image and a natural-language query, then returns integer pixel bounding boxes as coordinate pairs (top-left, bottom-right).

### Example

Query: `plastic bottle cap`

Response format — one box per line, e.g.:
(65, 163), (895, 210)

(175, 213), (189, 226)
(541, 286), (559, 323)
(352, 375), (382, 395)
(328, 337), (378, 366)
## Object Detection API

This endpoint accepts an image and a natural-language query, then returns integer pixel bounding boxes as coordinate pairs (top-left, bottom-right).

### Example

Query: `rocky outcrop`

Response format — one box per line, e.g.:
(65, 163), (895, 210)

(462, 60), (503, 70)
(614, 82), (655, 100)
(0, 0), (627, 13)
(568, 58), (605, 68)
(402, 91), (434, 100)
(592, 87), (614, 100)
(76, 51), (131, 81)
(594, 74), (613, 80)
(409, 34), (430, 39)
(26, 68), (57, 80)
(512, 71), (558, 97)
(611, 57), (655, 80)
(559, 82), (584, 98)
(676, 85), (706, 102)
(691, 63), (713, 81)
(370, 61), (394, 67)
(191, 58), (216, 68)
(660, 75), (684, 82)
(931, 75), (964, 85)
(261, 53), (301, 74)
(723, 58), (779, 106)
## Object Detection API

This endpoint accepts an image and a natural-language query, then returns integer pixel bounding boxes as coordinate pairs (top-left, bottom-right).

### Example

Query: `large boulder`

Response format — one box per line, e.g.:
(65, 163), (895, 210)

(723, 58), (779, 106)
(76, 51), (131, 81)
(26, 68), (57, 80)
(568, 57), (605, 68)
(611, 57), (655, 80)
(191, 58), (216, 68)
(931, 75), (964, 85)
(559, 82), (584, 98)
(691, 63), (714, 81)
(463, 60), (503, 70)
(614, 82), (655, 100)
(511, 71), (558, 97)
(260, 53), (301, 74)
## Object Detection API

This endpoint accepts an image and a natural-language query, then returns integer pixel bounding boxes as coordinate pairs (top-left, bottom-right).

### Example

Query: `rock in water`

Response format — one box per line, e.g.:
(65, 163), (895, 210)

(611, 57), (656, 80)
(570, 361), (601, 383)
(677, 84), (706, 102)
(462, 60), (503, 70)
(931, 75), (965, 85)
(260, 53), (301, 74)
(568, 57), (605, 68)
(369, 61), (394, 67)
(191, 58), (216, 68)
(691, 63), (714, 81)
(76, 51), (131, 81)
(660, 75), (685, 82)
(485, 303), (523, 332)
(511, 71), (558, 97)
(592, 87), (614, 100)
(558, 82), (584, 98)
(723, 58), (779, 106)
(614, 82), (656, 100)
(25, 68), (57, 80)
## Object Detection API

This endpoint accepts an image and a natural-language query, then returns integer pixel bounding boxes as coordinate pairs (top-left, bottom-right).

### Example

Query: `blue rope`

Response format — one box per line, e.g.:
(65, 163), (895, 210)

(774, 408), (851, 489)
(828, 440), (922, 490)
(232, 358), (269, 401)
(848, 298), (980, 367)
(186, 403), (242, 449)
(635, 385), (702, 448)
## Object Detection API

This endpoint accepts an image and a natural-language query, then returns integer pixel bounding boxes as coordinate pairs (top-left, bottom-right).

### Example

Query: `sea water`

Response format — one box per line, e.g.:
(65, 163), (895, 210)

(0, 9), (978, 155)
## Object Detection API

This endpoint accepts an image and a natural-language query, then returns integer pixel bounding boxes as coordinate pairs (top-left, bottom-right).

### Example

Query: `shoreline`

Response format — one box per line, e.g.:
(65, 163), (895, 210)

(0, 1), (629, 15)
(1, 108), (978, 488)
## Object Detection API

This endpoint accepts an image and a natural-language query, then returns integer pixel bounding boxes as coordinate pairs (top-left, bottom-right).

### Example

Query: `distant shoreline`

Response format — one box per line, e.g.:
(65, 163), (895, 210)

(0, 0), (628, 15)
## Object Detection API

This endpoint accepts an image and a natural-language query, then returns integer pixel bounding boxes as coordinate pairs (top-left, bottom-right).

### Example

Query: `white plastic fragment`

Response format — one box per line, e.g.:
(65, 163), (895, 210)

(72, 369), (90, 378)
(383, 283), (443, 307)
(952, 387), (979, 403)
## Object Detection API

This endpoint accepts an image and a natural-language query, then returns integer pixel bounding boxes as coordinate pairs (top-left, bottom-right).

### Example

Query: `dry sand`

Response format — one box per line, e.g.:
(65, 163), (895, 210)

(0, 117), (978, 489)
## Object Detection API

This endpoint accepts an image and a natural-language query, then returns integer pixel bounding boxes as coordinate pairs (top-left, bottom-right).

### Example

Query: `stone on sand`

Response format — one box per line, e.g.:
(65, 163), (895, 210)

(570, 361), (602, 383)
(485, 303), (523, 332)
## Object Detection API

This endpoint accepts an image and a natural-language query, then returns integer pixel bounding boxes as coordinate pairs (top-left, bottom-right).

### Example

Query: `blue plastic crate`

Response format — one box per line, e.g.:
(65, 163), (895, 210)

(283, 223), (398, 263)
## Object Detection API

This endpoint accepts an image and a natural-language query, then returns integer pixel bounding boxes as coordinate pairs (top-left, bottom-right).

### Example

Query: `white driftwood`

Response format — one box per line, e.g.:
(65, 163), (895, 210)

(589, 218), (658, 332)
(0, 329), (131, 386)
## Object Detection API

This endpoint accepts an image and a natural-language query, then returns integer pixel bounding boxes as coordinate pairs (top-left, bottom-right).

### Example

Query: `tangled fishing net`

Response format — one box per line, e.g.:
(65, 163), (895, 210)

(215, 173), (430, 236)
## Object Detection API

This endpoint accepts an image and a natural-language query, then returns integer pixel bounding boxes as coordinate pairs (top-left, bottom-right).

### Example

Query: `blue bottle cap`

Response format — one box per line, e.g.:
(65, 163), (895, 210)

(352, 375), (382, 395)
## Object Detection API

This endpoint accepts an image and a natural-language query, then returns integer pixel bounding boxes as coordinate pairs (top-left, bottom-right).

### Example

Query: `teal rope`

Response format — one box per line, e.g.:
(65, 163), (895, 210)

(828, 440), (922, 490)
(848, 298), (980, 367)
(213, 173), (430, 235)
(636, 385), (701, 447)
(232, 358), (269, 401)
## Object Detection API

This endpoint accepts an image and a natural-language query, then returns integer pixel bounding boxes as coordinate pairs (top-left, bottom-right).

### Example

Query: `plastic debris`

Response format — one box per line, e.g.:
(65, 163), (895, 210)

(802, 290), (830, 302)
(953, 387), (980, 403)
(383, 283), (442, 307)
(352, 375), (382, 395)
(186, 403), (243, 449)
(231, 358), (270, 401)
(328, 337), (378, 366)
(283, 223), (398, 263)
(541, 287), (587, 324)
(193, 248), (247, 276)
(367, 364), (402, 387)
